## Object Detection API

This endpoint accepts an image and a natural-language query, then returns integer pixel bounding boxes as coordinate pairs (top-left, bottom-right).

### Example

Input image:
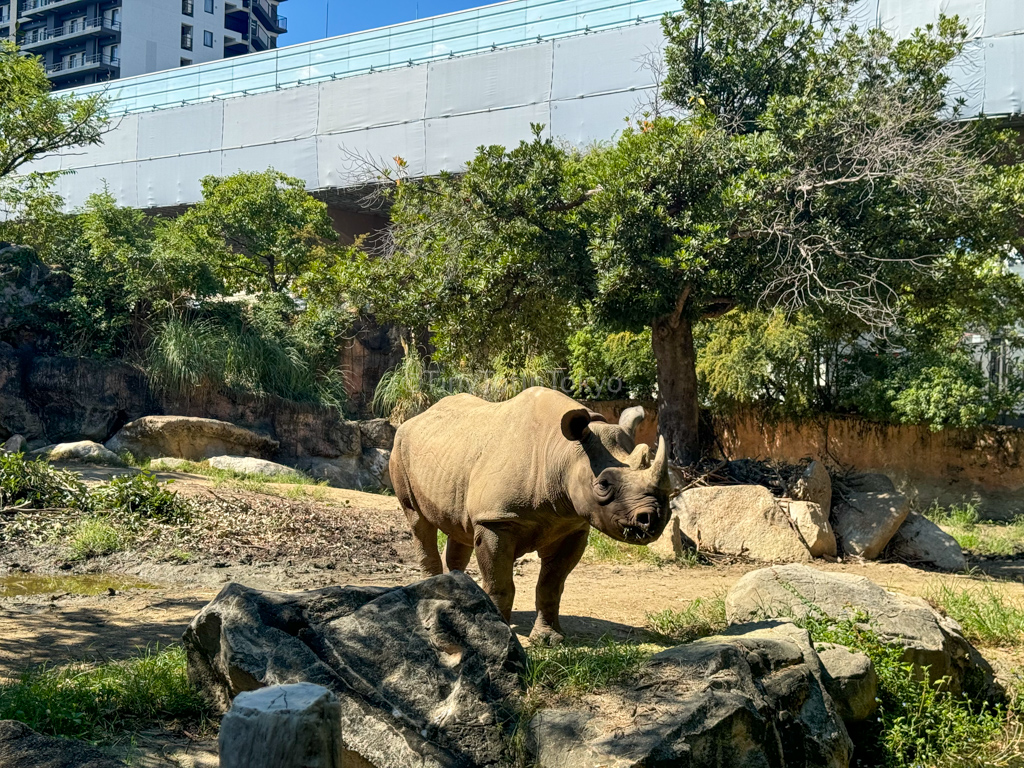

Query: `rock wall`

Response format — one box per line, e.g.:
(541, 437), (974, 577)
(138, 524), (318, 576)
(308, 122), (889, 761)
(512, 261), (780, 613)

(717, 412), (1024, 520)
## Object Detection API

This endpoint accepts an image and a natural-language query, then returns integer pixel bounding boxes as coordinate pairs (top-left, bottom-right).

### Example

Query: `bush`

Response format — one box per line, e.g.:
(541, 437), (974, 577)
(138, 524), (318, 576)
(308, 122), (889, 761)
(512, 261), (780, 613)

(567, 326), (656, 400)
(0, 646), (211, 743)
(800, 613), (1005, 768)
(91, 471), (192, 531)
(0, 454), (90, 510)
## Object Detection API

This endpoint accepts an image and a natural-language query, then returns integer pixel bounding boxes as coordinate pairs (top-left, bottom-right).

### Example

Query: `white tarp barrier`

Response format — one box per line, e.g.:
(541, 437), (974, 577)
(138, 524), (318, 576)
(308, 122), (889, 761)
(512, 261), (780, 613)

(25, 1), (1024, 212)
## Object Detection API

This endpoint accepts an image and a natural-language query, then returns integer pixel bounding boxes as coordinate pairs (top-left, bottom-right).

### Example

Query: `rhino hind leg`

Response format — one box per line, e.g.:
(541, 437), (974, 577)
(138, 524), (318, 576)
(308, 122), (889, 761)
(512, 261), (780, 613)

(405, 506), (443, 576)
(444, 539), (473, 573)
(531, 529), (589, 646)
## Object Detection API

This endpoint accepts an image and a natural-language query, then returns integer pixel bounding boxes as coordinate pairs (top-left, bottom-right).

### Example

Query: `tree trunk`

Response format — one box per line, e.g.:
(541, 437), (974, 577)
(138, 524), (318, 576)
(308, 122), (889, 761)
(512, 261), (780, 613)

(652, 314), (701, 466)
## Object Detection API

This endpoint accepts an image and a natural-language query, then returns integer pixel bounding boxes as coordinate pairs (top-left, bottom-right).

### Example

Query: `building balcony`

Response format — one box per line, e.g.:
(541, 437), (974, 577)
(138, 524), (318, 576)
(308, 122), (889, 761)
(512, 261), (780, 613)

(19, 0), (97, 19)
(46, 51), (119, 81)
(224, 31), (248, 56)
(21, 16), (120, 51)
(249, 20), (270, 51)
(251, 0), (285, 34)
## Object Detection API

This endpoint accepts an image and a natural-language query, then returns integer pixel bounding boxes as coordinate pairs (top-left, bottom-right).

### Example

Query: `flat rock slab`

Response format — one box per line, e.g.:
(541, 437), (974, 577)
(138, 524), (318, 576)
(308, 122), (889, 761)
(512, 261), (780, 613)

(725, 564), (995, 696)
(207, 455), (305, 479)
(832, 473), (908, 559)
(528, 621), (851, 768)
(886, 512), (967, 573)
(183, 572), (526, 768)
(106, 416), (278, 462)
(0, 720), (123, 768)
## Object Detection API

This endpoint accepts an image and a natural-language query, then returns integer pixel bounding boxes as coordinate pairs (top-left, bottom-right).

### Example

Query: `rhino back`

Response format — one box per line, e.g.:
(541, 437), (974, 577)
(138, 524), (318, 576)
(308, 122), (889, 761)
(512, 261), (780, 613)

(391, 388), (580, 531)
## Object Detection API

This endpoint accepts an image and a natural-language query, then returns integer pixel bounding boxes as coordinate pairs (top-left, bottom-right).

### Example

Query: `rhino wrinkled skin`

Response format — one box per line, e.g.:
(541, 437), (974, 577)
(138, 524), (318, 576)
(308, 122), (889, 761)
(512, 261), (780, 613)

(390, 387), (671, 644)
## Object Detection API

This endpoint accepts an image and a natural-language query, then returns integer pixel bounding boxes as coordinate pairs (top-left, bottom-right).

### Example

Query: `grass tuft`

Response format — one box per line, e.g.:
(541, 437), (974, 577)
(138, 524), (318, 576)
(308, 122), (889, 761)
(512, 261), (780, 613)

(67, 518), (122, 560)
(645, 596), (726, 643)
(926, 581), (1024, 646)
(0, 646), (212, 743)
(925, 503), (1024, 557)
(525, 637), (654, 698)
(584, 528), (661, 565)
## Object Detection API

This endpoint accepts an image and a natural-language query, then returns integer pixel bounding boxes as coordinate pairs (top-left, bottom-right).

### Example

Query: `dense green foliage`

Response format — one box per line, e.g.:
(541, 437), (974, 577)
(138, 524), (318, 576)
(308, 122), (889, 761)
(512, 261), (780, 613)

(800, 614), (1005, 768)
(345, 0), (1024, 456)
(0, 453), (90, 510)
(0, 647), (211, 743)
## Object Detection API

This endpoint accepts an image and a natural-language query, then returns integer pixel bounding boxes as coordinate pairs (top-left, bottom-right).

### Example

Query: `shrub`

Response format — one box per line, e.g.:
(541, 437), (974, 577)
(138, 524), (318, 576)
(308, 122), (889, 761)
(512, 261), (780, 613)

(0, 646), (211, 743)
(0, 454), (91, 510)
(373, 348), (447, 422)
(799, 613), (1005, 768)
(91, 471), (192, 531)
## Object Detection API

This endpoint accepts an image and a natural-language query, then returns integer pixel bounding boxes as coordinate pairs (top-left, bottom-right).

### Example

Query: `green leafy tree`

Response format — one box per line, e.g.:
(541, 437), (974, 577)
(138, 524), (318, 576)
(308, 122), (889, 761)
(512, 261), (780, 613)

(347, 1), (1024, 463)
(169, 170), (338, 294)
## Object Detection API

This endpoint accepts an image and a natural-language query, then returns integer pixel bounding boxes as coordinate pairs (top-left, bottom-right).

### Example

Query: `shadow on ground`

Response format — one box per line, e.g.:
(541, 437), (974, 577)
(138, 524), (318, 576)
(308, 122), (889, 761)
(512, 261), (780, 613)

(510, 610), (656, 644)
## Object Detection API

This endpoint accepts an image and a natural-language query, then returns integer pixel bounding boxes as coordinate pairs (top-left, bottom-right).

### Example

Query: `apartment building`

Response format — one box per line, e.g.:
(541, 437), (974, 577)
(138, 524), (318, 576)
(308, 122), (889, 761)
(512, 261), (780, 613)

(0, 0), (286, 89)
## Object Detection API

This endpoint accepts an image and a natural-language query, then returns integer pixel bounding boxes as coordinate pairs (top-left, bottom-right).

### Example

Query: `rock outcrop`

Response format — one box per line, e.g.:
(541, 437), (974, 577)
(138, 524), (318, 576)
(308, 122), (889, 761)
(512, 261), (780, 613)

(886, 512), (967, 572)
(527, 620), (851, 768)
(106, 416), (279, 462)
(0, 720), (123, 768)
(32, 440), (126, 467)
(792, 460), (832, 515)
(668, 485), (814, 562)
(183, 573), (526, 768)
(1, 435), (25, 454)
(832, 473), (909, 559)
(725, 565), (995, 696)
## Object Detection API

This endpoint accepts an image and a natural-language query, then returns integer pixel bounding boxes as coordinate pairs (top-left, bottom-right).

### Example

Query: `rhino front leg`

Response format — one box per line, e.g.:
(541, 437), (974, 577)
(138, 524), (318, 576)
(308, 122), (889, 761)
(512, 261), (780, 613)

(405, 507), (443, 577)
(531, 529), (589, 646)
(473, 524), (517, 622)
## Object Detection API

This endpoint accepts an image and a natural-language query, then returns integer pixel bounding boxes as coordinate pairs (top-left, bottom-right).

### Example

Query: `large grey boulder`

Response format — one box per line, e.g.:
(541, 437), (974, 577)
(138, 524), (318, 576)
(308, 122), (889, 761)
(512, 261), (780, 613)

(1, 434), (25, 454)
(32, 440), (126, 467)
(295, 451), (391, 492)
(358, 419), (396, 451)
(0, 720), (123, 767)
(183, 573), (525, 768)
(832, 473), (909, 559)
(207, 455), (306, 480)
(527, 620), (851, 768)
(725, 565), (995, 696)
(106, 416), (279, 462)
(817, 644), (877, 723)
(887, 512), (967, 572)
(793, 461), (832, 515)
(668, 484), (813, 563)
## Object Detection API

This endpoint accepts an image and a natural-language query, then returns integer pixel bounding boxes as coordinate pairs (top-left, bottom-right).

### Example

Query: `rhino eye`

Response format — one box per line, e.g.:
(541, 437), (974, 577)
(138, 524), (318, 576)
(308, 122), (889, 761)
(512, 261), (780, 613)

(594, 479), (614, 500)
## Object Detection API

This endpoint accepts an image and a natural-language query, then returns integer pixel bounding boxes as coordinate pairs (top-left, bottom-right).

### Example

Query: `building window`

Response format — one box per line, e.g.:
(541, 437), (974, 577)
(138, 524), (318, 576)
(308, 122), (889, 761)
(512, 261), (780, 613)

(181, 24), (192, 50)
(180, 57), (192, 66)
(204, 30), (213, 47)
(107, 43), (119, 64)
(182, 0), (193, 16)
(204, 0), (214, 13)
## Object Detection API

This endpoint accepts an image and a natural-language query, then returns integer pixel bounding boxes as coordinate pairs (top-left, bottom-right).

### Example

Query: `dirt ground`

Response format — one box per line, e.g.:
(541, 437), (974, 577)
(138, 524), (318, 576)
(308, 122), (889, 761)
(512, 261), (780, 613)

(3, 466), (1024, 766)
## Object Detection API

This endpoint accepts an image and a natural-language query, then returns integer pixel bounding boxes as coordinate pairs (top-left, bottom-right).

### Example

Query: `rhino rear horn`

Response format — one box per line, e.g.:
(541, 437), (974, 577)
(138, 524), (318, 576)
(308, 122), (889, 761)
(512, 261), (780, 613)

(618, 406), (645, 440)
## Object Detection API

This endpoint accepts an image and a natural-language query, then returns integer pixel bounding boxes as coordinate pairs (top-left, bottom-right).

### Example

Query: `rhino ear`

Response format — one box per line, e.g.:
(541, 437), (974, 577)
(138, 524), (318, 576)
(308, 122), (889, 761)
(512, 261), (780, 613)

(618, 406), (646, 440)
(561, 408), (595, 442)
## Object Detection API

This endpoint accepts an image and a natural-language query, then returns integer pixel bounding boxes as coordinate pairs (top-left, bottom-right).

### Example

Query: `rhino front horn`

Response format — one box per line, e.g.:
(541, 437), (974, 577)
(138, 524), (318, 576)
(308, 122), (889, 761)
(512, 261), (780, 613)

(649, 436), (669, 488)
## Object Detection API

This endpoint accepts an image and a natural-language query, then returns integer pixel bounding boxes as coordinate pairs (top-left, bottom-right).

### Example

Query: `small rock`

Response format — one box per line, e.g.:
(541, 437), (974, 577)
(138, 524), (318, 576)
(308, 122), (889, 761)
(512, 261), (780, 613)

(207, 455), (305, 479)
(886, 512), (967, 573)
(1, 435), (26, 454)
(793, 461), (832, 515)
(832, 473), (909, 559)
(33, 441), (126, 467)
(783, 499), (837, 558)
(817, 644), (877, 723)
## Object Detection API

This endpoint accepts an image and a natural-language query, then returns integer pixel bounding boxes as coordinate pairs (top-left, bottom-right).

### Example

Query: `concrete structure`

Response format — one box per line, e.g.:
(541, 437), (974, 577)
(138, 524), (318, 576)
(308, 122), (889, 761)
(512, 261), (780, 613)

(2, 0), (286, 88)
(23, 0), (1024, 224)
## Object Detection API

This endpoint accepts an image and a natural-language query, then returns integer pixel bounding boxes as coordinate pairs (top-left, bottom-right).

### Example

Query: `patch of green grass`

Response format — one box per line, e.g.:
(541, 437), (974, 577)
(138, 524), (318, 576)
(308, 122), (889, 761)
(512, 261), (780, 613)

(799, 611), (1006, 768)
(67, 518), (123, 560)
(926, 582), (1024, 646)
(437, 530), (448, 552)
(525, 637), (655, 698)
(0, 646), (212, 744)
(155, 459), (316, 488)
(645, 596), (726, 643)
(584, 528), (661, 565)
(165, 548), (193, 564)
(925, 503), (1024, 557)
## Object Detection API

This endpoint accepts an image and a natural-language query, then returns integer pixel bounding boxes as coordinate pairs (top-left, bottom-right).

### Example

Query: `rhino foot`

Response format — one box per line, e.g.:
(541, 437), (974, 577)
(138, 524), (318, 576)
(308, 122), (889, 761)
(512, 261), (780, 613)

(529, 624), (565, 647)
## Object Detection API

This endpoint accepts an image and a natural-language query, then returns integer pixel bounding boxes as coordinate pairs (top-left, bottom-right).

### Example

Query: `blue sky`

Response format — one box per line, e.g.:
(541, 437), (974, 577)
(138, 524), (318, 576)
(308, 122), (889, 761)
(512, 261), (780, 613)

(283, 1), (492, 45)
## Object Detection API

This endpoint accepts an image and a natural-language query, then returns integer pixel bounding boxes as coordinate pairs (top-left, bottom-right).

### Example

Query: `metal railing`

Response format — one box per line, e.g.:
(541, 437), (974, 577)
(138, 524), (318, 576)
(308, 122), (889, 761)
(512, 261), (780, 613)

(21, 0), (92, 14)
(47, 51), (119, 74)
(21, 16), (121, 45)
(72, 0), (678, 113)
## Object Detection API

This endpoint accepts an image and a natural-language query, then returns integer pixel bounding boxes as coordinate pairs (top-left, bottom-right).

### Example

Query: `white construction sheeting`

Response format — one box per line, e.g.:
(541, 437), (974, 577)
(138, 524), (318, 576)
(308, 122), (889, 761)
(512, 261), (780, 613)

(28, 0), (1024, 212)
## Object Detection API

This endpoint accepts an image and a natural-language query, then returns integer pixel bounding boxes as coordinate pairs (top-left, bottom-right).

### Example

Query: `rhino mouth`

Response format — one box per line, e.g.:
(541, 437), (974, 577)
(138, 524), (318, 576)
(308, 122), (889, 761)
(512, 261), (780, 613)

(615, 508), (667, 544)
